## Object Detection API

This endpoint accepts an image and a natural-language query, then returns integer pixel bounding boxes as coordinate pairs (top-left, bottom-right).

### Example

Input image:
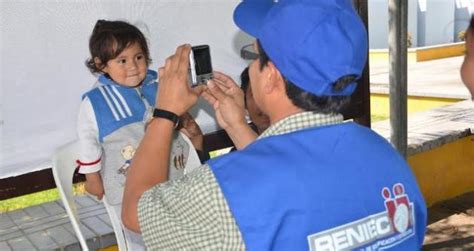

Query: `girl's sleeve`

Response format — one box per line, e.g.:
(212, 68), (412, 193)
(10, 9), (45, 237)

(77, 97), (103, 174)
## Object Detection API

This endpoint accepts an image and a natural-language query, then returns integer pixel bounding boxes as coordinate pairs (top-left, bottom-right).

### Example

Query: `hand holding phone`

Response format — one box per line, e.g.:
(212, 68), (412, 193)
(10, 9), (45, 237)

(188, 45), (213, 87)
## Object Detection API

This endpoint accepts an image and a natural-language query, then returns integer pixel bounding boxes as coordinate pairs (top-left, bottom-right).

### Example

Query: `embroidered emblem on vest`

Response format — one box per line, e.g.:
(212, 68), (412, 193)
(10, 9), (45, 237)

(117, 144), (136, 176)
(171, 136), (188, 170)
(307, 183), (415, 250)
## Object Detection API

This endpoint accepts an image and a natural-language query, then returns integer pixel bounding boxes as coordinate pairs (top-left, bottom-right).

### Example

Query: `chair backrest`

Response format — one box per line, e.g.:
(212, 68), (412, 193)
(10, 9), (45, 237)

(52, 141), (127, 250)
(52, 141), (89, 251)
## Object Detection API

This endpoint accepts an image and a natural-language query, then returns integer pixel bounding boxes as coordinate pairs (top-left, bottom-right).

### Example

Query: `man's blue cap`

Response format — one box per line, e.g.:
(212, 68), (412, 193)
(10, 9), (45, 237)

(234, 0), (368, 96)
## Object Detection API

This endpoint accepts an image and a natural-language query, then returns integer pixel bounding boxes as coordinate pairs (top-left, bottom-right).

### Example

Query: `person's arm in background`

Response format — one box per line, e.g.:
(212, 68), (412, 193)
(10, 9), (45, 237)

(179, 112), (210, 163)
(202, 71), (258, 150)
(461, 18), (474, 99)
(77, 97), (105, 200)
(122, 45), (205, 233)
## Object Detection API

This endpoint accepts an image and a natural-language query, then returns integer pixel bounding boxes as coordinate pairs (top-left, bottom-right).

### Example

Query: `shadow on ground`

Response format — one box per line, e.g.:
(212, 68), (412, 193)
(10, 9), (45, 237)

(423, 191), (474, 250)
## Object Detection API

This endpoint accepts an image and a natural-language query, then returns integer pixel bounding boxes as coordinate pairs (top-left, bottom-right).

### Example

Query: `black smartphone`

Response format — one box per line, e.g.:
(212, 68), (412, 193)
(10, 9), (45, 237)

(189, 45), (213, 87)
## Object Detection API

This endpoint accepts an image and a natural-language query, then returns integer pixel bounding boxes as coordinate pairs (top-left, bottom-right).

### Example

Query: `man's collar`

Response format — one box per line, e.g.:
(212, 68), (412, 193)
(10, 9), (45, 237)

(258, 111), (344, 139)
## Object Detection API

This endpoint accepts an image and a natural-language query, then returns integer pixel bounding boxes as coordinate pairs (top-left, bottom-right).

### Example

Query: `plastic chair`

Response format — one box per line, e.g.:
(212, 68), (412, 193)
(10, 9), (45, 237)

(53, 134), (200, 250)
(52, 141), (127, 251)
(102, 198), (127, 250)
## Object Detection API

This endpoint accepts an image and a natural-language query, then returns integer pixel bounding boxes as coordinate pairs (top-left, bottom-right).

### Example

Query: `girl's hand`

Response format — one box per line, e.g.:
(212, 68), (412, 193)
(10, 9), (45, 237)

(84, 172), (105, 200)
(179, 112), (204, 150)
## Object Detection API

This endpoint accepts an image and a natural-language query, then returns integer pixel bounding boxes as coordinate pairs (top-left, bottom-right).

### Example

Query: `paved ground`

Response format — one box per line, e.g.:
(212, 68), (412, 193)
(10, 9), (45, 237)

(0, 195), (116, 250)
(423, 192), (474, 250)
(370, 56), (471, 99)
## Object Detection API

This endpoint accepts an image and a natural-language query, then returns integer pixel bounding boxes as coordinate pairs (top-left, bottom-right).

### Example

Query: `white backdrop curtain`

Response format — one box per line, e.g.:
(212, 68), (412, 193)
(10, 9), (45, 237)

(0, 0), (252, 178)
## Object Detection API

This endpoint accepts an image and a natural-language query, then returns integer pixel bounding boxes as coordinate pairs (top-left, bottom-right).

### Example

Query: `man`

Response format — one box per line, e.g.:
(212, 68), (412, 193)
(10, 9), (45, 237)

(461, 16), (474, 98)
(122, 1), (427, 250)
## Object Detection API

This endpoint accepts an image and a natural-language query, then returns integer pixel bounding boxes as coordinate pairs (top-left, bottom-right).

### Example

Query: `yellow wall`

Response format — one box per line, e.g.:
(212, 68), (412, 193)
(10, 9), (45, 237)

(369, 42), (465, 63)
(417, 43), (466, 62)
(370, 94), (472, 206)
(370, 94), (462, 120)
(408, 135), (474, 206)
(369, 50), (417, 63)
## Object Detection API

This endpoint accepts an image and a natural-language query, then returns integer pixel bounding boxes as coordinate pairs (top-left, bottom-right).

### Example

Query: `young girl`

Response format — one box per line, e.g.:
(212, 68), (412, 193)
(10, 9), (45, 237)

(77, 19), (202, 250)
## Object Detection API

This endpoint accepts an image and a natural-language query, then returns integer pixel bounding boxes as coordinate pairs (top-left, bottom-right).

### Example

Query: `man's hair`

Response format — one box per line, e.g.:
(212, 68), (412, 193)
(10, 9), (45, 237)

(85, 20), (151, 74)
(240, 67), (250, 107)
(256, 40), (350, 114)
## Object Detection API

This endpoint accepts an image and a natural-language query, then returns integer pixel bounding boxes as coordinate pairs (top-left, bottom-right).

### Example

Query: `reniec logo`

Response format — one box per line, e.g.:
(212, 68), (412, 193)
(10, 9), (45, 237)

(307, 183), (415, 251)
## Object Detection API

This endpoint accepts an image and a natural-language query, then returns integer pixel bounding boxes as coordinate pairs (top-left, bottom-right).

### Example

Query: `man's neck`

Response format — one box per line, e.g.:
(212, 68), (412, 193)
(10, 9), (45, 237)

(268, 106), (305, 125)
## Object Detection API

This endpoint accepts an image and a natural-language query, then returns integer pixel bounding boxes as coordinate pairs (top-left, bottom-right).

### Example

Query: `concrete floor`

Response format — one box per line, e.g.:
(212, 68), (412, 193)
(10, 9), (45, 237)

(423, 191), (474, 250)
(370, 56), (471, 100)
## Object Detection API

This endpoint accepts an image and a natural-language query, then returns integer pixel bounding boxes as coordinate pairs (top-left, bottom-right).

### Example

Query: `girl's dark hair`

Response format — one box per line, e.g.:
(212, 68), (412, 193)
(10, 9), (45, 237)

(256, 40), (350, 114)
(85, 20), (151, 73)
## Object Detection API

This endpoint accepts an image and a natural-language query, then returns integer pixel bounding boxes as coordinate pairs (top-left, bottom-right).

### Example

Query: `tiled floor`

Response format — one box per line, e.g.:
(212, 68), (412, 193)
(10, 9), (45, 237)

(0, 194), (116, 250)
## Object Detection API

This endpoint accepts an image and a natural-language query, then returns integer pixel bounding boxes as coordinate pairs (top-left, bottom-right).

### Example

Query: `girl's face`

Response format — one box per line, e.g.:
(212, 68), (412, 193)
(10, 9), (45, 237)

(102, 42), (148, 87)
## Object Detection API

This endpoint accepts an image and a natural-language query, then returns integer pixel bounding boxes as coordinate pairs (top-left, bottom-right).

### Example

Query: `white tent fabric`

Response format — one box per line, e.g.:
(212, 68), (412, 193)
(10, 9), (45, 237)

(0, 0), (253, 179)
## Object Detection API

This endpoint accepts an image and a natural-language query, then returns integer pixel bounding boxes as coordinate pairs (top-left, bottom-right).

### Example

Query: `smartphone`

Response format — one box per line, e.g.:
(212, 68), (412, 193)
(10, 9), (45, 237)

(189, 45), (213, 87)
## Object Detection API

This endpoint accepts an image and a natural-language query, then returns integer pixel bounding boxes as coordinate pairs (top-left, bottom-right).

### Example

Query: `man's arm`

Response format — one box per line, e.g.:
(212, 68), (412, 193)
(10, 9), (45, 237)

(122, 45), (204, 232)
(122, 118), (174, 232)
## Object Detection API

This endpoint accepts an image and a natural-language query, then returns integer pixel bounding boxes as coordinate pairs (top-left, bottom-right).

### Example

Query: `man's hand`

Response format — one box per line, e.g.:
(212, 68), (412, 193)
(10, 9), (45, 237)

(202, 71), (247, 130)
(202, 71), (257, 149)
(156, 44), (205, 115)
(212, 71), (246, 109)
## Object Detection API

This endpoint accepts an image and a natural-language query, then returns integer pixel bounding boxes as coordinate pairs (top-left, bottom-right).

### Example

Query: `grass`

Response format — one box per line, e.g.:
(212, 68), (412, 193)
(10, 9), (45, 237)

(0, 183), (85, 213)
(209, 147), (233, 158)
(371, 114), (389, 123)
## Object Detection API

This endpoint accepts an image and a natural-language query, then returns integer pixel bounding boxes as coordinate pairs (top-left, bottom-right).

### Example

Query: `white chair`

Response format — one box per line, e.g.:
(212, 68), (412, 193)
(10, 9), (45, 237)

(52, 134), (201, 250)
(52, 141), (127, 251)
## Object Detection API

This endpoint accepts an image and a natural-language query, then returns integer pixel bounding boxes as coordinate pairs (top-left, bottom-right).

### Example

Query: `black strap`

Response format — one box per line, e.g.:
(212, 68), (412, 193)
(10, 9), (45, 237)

(152, 108), (180, 128)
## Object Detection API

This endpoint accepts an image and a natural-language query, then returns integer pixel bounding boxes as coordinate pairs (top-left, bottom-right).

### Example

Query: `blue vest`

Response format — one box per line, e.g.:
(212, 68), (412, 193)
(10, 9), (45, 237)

(208, 122), (427, 251)
(83, 70), (158, 142)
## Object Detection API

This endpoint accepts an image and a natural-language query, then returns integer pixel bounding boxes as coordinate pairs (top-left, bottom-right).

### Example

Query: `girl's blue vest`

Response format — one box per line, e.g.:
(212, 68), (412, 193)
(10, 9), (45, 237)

(83, 70), (157, 141)
(208, 122), (427, 251)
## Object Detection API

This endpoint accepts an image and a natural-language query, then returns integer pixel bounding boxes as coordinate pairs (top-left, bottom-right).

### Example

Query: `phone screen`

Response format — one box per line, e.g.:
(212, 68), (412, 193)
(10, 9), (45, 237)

(193, 46), (212, 75)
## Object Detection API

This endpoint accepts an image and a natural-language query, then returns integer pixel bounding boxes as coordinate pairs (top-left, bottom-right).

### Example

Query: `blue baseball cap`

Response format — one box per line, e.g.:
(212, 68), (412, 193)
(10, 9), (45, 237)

(234, 0), (368, 96)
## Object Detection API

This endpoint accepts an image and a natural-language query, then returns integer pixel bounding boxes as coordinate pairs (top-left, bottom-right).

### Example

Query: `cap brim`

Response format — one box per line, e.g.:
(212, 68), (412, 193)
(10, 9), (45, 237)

(233, 0), (275, 38)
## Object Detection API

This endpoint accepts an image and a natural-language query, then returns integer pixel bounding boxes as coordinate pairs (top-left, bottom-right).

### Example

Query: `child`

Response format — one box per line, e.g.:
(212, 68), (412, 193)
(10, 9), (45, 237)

(179, 112), (210, 163)
(461, 16), (474, 98)
(240, 67), (270, 135)
(77, 20), (201, 250)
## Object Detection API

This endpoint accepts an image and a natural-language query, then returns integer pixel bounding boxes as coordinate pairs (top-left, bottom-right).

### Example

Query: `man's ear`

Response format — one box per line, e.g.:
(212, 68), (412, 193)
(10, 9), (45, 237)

(94, 57), (107, 73)
(263, 61), (285, 94)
